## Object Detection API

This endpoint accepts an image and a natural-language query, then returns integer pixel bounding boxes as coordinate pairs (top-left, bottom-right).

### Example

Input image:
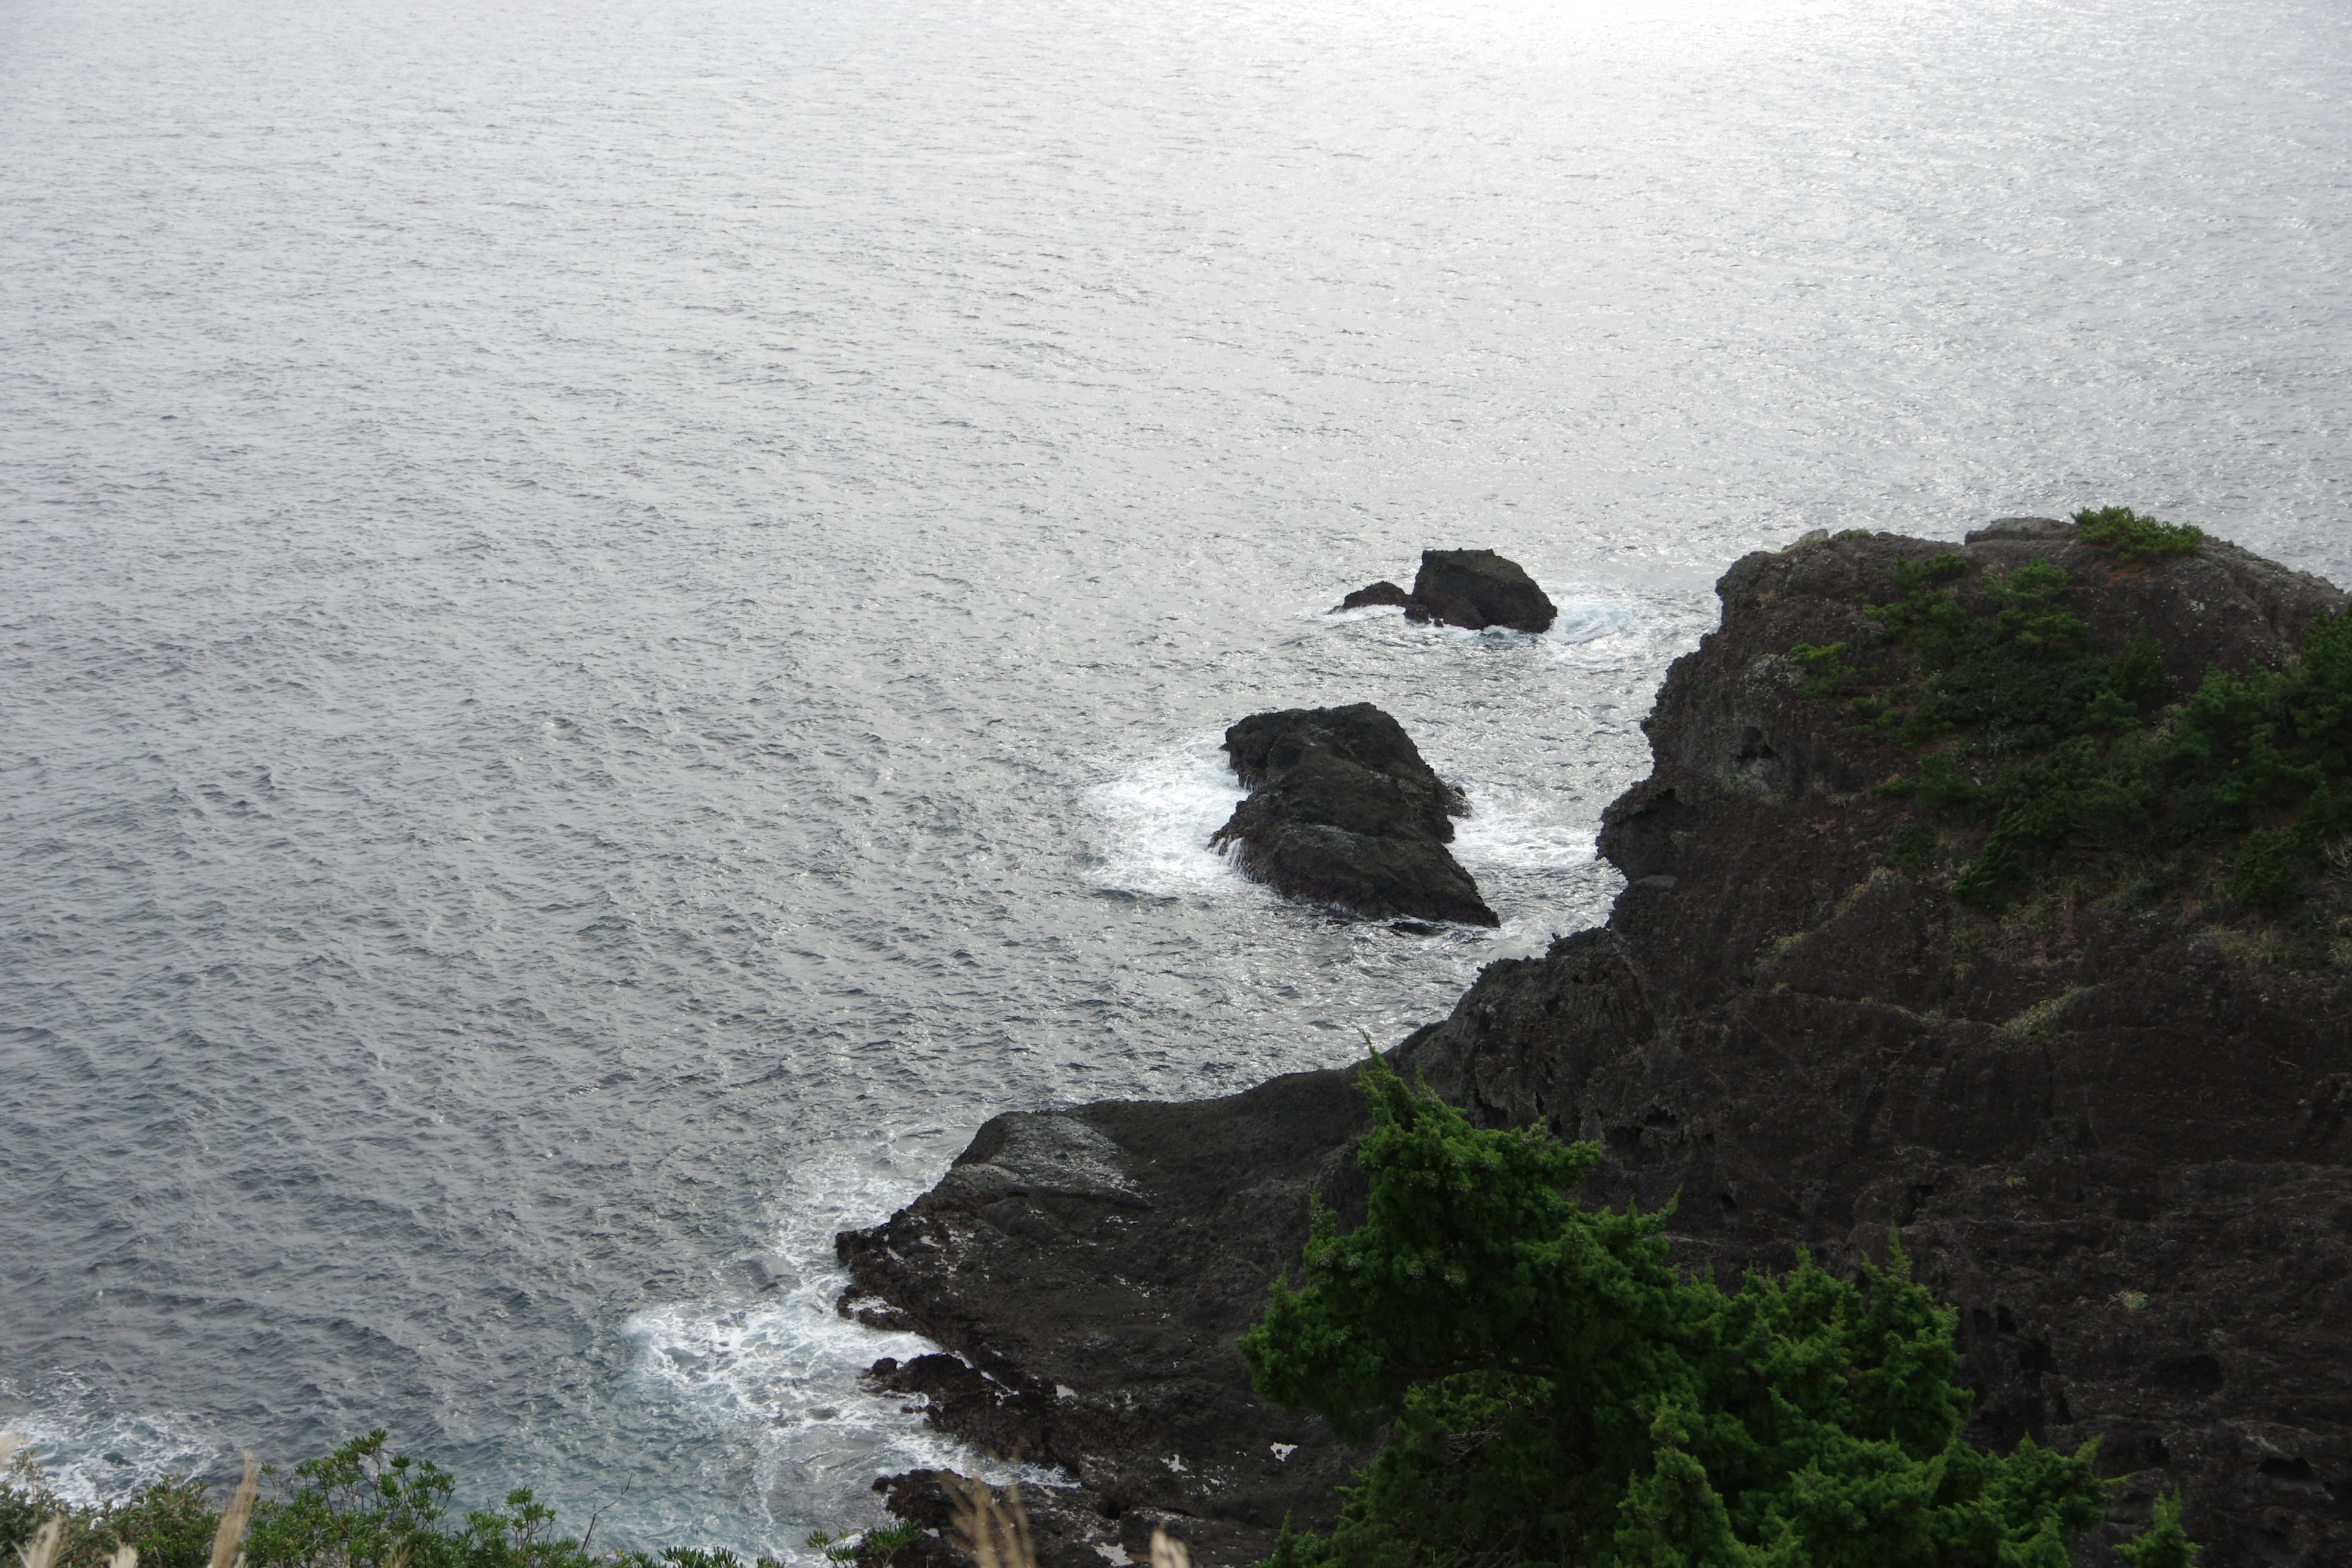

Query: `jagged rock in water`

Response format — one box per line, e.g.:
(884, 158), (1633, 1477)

(1331, 549), (1555, 631)
(1208, 704), (1496, 928)
(1333, 579), (1415, 612)
(1410, 548), (1555, 632)
(844, 520), (2352, 1568)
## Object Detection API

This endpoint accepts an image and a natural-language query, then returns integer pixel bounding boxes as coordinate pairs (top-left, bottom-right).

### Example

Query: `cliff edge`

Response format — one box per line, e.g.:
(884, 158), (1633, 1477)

(839, 519), (2352, 1568)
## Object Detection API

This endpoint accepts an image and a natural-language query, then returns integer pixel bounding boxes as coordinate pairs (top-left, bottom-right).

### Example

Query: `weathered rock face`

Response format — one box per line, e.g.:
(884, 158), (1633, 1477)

(1330, 549), (1556, 633)
(1207, 704), (1497, 928)
(836, 1069), (1378, 1568)
(1410, 548), (1555, 633)
(843, 522), (2352, 1568)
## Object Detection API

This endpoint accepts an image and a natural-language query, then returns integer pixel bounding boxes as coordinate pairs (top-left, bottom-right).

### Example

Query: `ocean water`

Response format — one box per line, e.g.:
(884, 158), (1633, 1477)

(3, 0), (2348, 1552)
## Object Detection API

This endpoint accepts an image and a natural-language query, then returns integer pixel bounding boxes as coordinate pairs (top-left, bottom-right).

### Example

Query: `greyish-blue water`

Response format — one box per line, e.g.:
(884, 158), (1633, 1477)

(3, 0), (2347, 1552)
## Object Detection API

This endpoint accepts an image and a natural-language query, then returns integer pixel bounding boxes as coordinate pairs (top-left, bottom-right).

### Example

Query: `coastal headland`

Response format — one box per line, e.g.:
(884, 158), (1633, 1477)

(840, 519), (2352, 1568)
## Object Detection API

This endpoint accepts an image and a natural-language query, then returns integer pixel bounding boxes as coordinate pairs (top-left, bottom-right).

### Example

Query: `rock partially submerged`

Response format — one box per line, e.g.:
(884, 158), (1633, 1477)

(1335, 579), (1414, 612)
(1410, 548), (1556, 632)
(849, 521), (2352, 1567)
(1333, 549), (1556, 633)
(1207, 704), (1497, 928)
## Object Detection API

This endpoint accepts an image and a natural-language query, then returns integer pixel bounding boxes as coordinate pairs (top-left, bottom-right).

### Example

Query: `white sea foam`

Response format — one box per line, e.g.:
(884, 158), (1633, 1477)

(1084, 737), (1249, 895)
(0, 1385), (221, 1508)
(1546, 598), (1648, 646)
(619, 1284), (990, 1548)
(621, 1140), (1062, 1561)
(1311, 592), (1645, 650)
(1451, 786), (1597, 873)
(1316, 603), (1409, 625)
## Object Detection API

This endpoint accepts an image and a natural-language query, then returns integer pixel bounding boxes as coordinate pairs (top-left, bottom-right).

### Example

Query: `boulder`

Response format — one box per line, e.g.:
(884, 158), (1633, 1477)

(1207, 704), (1497, 927)
(1409, 548), (1555, 632)
(1330, 552), (1555, 631)
(1335, 580), (1415, 612)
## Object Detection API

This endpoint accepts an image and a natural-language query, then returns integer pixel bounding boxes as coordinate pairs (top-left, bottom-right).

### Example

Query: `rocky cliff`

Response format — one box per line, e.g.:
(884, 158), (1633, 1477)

(839, 519), (2352, 1568)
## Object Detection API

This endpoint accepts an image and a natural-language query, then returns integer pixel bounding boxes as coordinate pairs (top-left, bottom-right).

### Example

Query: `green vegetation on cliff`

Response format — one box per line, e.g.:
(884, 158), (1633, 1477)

(2070, 507), (2204, 566)
(1785, 512), (2352, 944)
(1240, 1057), (2192, 1568)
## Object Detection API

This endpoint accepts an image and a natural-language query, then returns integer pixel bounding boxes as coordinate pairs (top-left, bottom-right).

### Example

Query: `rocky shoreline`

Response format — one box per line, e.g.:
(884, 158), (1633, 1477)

(840, 521), (2352, 1568)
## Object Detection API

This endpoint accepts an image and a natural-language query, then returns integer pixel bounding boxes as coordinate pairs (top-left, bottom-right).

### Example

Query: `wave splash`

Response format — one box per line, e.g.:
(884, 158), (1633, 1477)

(1082, 739), (1250, 897)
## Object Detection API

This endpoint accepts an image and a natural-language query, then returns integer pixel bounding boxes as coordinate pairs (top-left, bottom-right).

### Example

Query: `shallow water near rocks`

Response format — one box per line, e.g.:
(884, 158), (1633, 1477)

(4, 0), (2350, 1554)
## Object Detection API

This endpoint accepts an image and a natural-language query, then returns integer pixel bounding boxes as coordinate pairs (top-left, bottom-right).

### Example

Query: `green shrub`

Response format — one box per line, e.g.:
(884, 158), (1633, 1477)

(2230, 827), (2309, 913)
(1240, 1057), (2189, 1568)
(1862, 554), (1973, 667)
(238, 1431), (617, 1568)
(1902, 563), (2107, 747)
(1784, 643), (1861, 699)
(1791, 525), (2352, 915)
(0, 1432), (872, 1568)
(2073, 508), (2203, 565)
(1883, 823), (1939, 874)
(0, 1447), (217, 1568)
(2167, 612), (2352, 824)
(806, 1521), (921, 1567)
(2114, 1493), (2201, 1566)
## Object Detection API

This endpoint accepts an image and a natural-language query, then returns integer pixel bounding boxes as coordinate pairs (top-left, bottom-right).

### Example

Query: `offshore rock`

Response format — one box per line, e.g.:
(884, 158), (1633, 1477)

(1207, 704), (1497, 927)
(1331, 549), (1556, 632)
(1409, 548), (1555, 632)
(1333, 579), (1415, 612)
(846, 521), (2352, 1567)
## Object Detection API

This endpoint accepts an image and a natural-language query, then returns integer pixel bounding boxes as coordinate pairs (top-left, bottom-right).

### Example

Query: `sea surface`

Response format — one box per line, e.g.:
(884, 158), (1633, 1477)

(3, 0), (2348, 1553)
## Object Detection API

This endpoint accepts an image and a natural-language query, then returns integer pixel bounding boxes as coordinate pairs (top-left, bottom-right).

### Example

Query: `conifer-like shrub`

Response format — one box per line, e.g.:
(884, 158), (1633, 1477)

(2071, 507), (2203, 565)
(1241, 1057), (2191, 1568)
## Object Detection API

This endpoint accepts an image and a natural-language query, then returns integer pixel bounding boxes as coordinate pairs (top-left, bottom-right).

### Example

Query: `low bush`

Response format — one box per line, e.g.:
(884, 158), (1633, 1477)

(0, 1433), (912, 1568)
(2073, 507), (2203, 565)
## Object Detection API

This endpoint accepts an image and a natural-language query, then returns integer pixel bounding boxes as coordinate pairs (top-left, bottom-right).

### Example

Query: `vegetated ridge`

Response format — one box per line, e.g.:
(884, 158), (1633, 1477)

(839, 516), (2352, 1568)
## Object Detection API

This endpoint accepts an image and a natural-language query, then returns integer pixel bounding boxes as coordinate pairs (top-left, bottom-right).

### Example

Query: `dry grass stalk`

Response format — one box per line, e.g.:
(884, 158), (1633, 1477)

(17, 1517), (64, 1568)
(1146, 1528), (1189, 1568)
(207, 1454), (259, 1568)
(942, 1474), (1034, 1568)
(942, 1471), (1193, 1568)
(105, 1547), (138, 1568)
(6, 1435), (61, 1568)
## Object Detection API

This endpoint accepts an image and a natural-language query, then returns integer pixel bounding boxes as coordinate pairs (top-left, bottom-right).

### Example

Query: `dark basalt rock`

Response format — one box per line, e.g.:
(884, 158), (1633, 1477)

(1207, 704), (1497, 927)
(1335, 580), (1415, 612)
(1332, 550), (1555, 632)
(837, 1070), (1379, 1568)
(845, 522), (2352, 1567)
(1410, 548), (1555, 633)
